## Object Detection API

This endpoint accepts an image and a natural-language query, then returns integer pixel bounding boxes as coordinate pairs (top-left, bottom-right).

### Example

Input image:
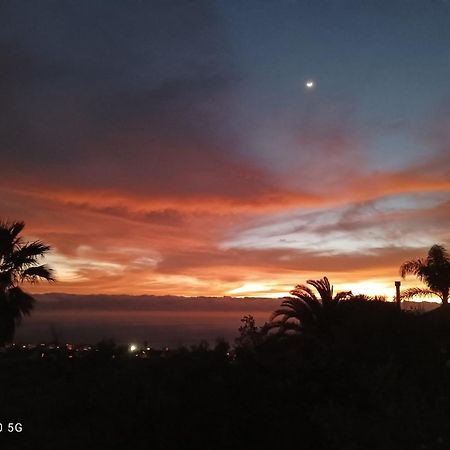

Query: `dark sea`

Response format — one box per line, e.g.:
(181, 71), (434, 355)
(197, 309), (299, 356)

(15, 294), (278, 347)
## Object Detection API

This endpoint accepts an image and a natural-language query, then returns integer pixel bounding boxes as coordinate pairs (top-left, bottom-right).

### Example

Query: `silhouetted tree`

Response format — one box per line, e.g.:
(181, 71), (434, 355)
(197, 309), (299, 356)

(266, 277), (352, 335)
(235, 315), (264, 350)
(400, 244), (450, 304)
(0, 220), (54, 345)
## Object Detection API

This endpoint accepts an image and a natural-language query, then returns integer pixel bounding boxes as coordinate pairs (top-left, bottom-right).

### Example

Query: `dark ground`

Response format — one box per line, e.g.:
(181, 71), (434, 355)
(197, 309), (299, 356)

(1, 303), (450, 450)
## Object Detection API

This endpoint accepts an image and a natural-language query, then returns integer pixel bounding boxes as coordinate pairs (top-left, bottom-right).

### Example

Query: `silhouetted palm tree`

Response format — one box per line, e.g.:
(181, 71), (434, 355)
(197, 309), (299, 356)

(0, 220), (54, 344)
(400, 244), (450, 305)
(266, 277), (352, 335)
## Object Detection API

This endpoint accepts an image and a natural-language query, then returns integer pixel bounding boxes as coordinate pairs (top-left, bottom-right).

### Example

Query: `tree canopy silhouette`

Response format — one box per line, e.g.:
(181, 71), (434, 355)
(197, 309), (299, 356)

(0, 220), (54, 344)
(266, 276), (352, 335)
(400, 244), (450, 304)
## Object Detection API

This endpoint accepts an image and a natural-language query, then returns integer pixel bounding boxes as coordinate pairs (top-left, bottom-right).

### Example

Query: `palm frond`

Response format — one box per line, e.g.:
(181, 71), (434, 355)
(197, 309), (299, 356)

(299, 295), (322, 316)
(281, 297), (319, 320)
(4, 241), (51, 275)
(0, 221), (25, 255)
(428, 244), (450, 264)
(400, 259), (425, 278)
(8, 221), (25, 241)
(0, 221), (53, 343)
(264, 319), (301, 334)
(290, 284), (316, 299)
(280, 298), (311, 313)
(0, 223), (14, 258)
(400, 245), (450, 304)
(22, 265), (55, 283)
(270, 308), (300, 321)
(12, 241), (51, 260)
(276, 321), (302, 334)
(307, 277), (333, 302)
(268, 276), (355, 336)
(400, 287), (441, 301)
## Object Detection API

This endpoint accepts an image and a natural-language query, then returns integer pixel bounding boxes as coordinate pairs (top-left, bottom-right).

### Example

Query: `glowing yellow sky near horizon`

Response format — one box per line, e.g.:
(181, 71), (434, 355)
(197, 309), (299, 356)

(30, 248), (441, 304)
(5, 181), (449, 304)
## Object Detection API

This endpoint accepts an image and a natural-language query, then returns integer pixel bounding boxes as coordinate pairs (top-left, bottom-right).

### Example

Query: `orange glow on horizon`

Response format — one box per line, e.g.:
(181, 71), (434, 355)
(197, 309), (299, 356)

(2, 154), (449, 302)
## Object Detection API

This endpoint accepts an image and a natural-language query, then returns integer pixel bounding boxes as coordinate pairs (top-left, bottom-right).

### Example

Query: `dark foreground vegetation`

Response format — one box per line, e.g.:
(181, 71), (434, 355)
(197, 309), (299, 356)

(2, 301), (450, 450)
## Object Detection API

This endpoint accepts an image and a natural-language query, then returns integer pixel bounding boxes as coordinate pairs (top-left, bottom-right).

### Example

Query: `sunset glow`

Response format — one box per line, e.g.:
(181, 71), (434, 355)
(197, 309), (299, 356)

(1, 1), (449, 300)
(3, 4), (450, 448)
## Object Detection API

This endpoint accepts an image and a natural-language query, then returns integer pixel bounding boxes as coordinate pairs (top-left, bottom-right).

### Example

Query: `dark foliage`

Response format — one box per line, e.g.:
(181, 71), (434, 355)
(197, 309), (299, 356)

(2, 300), (450, 450)
(0, 220), (54, 345)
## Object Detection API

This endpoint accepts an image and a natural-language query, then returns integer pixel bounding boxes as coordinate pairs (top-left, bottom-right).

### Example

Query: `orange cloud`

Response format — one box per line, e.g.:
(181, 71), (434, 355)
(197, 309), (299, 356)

(1, 154), (448, 298)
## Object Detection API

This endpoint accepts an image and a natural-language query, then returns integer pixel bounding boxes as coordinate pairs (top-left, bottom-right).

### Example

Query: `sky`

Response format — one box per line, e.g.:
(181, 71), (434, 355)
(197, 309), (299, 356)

(1, 0), (449, 299)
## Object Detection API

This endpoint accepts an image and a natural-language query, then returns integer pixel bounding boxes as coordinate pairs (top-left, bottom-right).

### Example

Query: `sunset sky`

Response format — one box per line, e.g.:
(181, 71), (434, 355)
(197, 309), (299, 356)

(1, 0), (449, 298)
